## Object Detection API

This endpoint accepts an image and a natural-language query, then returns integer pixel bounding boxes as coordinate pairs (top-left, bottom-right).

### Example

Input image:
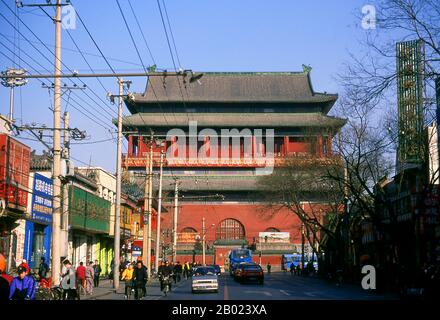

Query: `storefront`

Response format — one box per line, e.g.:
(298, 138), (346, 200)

(69, 185), (111, 268)
(0, 134), (31, 272)
(23, 173), (53, 270)
(121, 228), (132, 261)
(23, 222), (51, 270)
(0, 217), (24, 272)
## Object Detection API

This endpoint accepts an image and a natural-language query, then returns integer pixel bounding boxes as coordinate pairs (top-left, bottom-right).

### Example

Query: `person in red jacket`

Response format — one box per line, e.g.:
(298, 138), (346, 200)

(76, 262), (86, 296)
(18, 259), (30, 275)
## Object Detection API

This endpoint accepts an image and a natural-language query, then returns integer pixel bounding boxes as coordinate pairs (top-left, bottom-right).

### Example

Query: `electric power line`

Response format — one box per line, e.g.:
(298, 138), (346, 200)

(0, 34), (115, 128)
(0, 2), (119, 127)
(156, 0), (190, 123)
(127, 0), (156, 66)
(114, 0), (176, 129)
(161, 0), (182, 69)
(0, 31), (145, 67)
(0, 49), (114, 131)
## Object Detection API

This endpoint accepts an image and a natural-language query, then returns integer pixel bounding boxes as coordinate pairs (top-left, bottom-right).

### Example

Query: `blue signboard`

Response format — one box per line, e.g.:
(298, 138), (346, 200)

(31, 173), (53, 223)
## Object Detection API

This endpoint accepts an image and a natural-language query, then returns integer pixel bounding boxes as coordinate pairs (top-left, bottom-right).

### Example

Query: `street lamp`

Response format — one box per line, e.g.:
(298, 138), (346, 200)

(202, 218), (215, 266)
(1, 68), (28, 122)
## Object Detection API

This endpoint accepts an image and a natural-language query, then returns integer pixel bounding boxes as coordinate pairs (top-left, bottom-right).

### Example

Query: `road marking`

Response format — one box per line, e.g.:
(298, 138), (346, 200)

(224, 284), (229, 300)
(244, 290), (272, 296)
(280, 290), (290, 296)
(304, 292), (316, 297)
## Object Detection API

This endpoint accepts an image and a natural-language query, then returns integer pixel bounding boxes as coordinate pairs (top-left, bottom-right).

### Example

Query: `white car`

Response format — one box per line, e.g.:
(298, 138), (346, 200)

(191, 266), (219, 293)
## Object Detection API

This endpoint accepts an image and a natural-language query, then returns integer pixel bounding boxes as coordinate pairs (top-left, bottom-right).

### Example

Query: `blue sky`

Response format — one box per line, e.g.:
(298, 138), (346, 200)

(0, 0), (371, 172)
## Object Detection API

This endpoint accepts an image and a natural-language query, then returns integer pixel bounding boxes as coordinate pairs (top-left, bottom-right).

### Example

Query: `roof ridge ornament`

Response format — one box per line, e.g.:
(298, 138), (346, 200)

(302, 64), (312, 74)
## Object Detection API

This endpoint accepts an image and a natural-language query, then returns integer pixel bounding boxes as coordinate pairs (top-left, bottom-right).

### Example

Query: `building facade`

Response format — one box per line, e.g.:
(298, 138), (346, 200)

(23, 171), (53, 270)
(74, 167), (116, 276)
(0, 134), (31, 272)
(121, 71), (345, 269)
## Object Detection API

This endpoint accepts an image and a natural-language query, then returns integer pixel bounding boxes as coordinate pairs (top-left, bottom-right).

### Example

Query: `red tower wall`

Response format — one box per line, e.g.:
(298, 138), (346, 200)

(160, 203), (303, 244)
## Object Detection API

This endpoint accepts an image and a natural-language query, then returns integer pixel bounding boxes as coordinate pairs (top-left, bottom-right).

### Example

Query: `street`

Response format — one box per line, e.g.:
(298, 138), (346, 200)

(86, 273), (398, 300)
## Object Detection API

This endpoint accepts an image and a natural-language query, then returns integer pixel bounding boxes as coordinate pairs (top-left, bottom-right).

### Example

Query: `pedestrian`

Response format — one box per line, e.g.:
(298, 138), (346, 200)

(109, 258), (114, 282)
(266, 262), (271, 274)
(290, 262), (295, 275)
(183, 261), (190, 279)
(9, 266), (36, 300)
(93, 259), (101, 287)
(0, 253), (13, 301)
(174, 261), (183, 283)
(119, 259), (127, 278)
(86, 261), (94, 295)
(296, 264), (301, 276)
(121, 263), (134, 299)
(76, 261), (86, 296)
(133, 261), (148, 299)
(61, 260), (77, 300)
(168, 261), (174, 283)
(0, 271), (10, 301)
(18, 259), (30, 275)
(38, 257), (49, 280)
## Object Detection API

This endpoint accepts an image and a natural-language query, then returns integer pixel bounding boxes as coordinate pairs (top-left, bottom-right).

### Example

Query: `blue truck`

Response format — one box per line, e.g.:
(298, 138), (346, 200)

(228, 248), (253, 275)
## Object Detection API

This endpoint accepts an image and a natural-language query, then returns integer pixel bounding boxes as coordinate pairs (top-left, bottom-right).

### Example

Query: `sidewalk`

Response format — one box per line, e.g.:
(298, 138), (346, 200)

(80, 279), (117, 300)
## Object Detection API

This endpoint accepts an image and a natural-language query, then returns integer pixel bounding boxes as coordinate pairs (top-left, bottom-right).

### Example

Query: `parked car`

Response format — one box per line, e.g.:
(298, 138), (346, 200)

(235, 263), (264, 284)
(191, 266), (219, 293)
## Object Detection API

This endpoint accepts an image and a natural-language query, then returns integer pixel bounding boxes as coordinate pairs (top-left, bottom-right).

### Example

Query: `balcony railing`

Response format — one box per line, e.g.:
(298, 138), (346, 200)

(122, 152), (341, 168)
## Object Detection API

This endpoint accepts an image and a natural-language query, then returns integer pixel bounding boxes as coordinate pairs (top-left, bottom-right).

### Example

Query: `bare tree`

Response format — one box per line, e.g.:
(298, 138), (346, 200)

(341, 0), (439, 108)
(258, 149), (347, 270)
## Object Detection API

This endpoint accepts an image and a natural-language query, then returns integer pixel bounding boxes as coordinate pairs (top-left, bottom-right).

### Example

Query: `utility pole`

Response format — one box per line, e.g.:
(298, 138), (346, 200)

(202, 217), (206, 266)
(113, 78), (124, 290)
(61, 111), (70, 258)
(146, 131), (153, 278)
(172, 179), (179, 263)
(142, 137), (151, 269)
(51, 0), (62, 285)
(301, 222), (305, 271)
(155, 150), (165, 271)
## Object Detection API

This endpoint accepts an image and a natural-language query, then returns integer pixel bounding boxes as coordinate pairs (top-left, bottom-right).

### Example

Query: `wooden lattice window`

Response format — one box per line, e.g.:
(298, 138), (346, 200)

(216, 218), (245, 240)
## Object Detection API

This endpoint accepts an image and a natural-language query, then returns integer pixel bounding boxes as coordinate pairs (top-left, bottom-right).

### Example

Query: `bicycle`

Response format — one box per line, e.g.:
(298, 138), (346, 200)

(51, 286), (63, 300)
(131, 282), (145, 300)
(124, 280), (136, 300)
(160, 275), (172, 297)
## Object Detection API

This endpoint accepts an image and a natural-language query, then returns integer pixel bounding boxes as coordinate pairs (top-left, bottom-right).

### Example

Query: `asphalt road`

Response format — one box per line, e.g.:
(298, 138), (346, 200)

(160, 272), (398, 300)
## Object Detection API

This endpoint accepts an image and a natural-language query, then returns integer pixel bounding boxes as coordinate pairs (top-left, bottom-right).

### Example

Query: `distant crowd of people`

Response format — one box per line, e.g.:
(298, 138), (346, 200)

(59, 259), (102, 300)
(117, 259), (202, 298)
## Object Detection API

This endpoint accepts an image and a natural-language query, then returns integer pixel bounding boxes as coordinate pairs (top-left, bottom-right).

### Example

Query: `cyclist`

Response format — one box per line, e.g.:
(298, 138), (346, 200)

(158, 260), (173, 293)
(133, 261), (148, 299)
(121, 263), (134, 299)
(9, 266), (36, 300)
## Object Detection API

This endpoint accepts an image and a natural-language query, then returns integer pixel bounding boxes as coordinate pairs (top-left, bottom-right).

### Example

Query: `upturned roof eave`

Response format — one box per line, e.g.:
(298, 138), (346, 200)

(125, 95), (338, 105)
